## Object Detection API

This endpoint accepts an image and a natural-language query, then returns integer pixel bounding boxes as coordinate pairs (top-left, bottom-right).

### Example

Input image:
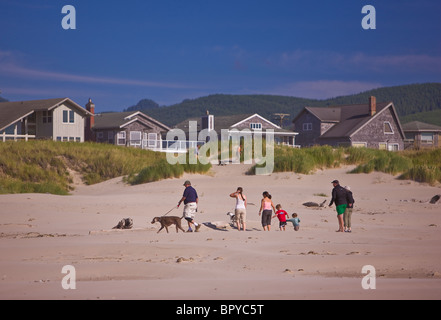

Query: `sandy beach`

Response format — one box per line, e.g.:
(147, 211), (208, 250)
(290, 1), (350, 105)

(1, 163), (440, 300)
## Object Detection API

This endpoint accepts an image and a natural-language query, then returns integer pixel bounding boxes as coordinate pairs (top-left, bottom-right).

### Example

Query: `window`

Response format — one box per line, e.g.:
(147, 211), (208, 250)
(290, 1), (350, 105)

(148, 133), (157, 148)
(379, 143), (387, 150)
(384, 121), (394, 134)
(75, 137), (81, 142)
(130, 131), (142, 146)
(352, 142), (367, 148)
(43, 111), (52, 124)
(56, 137), (62, 141)
(303, 123), (312, 131)
(250, 123), (262, 130)
(97, 132), (104, 140)
(117, 131), (126, 145)
(63, 110), (75, 124)
(108, 131), (114, 144)
(388, 143), (399, 151)
(421, 133), (434, 143)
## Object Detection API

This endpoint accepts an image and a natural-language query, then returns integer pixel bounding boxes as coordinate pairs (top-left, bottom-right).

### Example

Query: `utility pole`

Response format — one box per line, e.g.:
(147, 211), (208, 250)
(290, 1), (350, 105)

(273, 113), (290, 127)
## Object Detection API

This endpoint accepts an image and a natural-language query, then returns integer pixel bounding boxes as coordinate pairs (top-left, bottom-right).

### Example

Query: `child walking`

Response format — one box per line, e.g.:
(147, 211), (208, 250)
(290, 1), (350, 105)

(273, 204), (289, 231)
(286, 213), (301, 231)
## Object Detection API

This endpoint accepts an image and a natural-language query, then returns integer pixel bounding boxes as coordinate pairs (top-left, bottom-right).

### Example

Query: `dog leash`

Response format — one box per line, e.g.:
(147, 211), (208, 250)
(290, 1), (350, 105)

(163, 206), (176, 216)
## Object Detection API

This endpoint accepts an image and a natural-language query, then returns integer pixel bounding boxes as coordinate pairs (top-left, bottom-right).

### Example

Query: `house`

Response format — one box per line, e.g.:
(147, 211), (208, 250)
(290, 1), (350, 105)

(292, 96), (405, 150)
(85, 99), (172, 150)
(0, 98), (92, 142)
(402, 121), (441, 149)
(175, 112), (298, 147)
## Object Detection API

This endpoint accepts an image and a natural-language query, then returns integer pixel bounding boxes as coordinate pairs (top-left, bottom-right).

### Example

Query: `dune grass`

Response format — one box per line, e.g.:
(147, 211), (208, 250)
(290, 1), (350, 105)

(250, 145), (441, 185)
(0, 141), (211, 195)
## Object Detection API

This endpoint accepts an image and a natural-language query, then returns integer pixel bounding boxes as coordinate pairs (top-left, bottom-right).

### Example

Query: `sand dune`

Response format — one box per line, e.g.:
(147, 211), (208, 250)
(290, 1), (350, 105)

(0, 163), (440, 300)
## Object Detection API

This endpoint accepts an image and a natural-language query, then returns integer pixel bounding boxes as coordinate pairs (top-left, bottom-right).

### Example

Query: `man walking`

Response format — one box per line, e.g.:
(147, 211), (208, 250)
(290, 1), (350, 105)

(178, 180), (201, 232)
(328, 180), (348, 232)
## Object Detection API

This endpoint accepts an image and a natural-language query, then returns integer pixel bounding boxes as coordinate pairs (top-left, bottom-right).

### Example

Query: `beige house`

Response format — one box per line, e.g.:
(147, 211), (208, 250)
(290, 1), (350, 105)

(0, 98), (92, 142)
(402, 121), (441, 149)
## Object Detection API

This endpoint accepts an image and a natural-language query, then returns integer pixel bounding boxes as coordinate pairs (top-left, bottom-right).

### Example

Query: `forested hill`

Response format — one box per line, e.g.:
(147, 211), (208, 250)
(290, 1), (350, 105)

(126, 83), (441, 127)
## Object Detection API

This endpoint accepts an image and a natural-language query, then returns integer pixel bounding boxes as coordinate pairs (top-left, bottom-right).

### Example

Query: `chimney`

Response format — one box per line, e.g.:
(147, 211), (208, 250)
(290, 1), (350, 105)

(369, 96), (376, 116)
(85, 98), (95, 141)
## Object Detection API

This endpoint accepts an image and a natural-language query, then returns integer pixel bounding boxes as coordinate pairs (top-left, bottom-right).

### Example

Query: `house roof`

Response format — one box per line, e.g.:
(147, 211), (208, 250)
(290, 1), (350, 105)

(319, 102), (392, 138)
(93, 111), (171, 132)
(401, 121), (441, 132)
(175, 113), (296, 134)
(174, 114), (254, 131)
(0, 98), (91, 132)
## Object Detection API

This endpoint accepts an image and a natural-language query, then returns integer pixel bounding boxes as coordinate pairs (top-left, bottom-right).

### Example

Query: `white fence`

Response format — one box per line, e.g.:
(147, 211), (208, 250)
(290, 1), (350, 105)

(1, 133), (36, 142)
(142, 139), (204, 153)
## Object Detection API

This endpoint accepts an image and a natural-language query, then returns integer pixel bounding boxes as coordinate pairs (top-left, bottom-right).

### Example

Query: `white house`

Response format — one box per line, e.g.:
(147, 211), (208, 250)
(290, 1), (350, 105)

(0, 98), (92, 142)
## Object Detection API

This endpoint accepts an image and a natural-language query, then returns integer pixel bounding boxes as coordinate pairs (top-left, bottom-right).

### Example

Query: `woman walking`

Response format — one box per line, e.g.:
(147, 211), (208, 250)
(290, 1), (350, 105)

(230, 187), (247, 231)
(259, 191), (275, 231)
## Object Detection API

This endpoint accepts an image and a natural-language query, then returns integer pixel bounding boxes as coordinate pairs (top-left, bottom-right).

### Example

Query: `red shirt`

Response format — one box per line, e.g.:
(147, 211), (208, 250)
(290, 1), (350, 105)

(275, 210), (288, 222)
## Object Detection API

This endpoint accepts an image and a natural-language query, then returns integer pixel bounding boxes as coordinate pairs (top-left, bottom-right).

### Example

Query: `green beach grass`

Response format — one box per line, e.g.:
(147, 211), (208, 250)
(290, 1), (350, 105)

(0, 141), (211, 195)
(250, 145), (441, 185)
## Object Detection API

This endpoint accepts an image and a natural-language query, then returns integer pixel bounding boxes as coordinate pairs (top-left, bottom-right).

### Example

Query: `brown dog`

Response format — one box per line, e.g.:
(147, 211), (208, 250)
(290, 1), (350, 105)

(151, 216), (186, 233)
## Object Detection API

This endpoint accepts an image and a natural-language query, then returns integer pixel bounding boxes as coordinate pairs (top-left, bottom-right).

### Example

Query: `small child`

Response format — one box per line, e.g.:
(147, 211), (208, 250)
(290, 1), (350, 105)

(273, 204), (289, 231)
(286, 213), (301, 231)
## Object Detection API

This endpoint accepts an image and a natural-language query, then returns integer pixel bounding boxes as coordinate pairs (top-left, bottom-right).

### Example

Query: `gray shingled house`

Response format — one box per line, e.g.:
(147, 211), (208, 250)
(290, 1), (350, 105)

(175, 112), (298, 147)
(292, 97), (405, 150)
(85, 99), (171, 150)
(0, 98), (92, 142)
(402, 121), (441, 149)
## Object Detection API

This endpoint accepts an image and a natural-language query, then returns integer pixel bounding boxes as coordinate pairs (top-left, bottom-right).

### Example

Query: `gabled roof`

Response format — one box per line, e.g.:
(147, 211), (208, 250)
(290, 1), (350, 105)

(402, 121), (441, 132)
(230, 113), (281, 129)
(294, 101), (405, 140)
(93, 111), (171, 132)
(174, 113), (295, 134)
(0, 98), (91, 132)
(320, 102), (392, 138)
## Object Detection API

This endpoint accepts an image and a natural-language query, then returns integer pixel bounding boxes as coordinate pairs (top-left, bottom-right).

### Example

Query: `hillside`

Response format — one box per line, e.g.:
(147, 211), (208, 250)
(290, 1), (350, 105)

(125, 83), (441, 127)
(400, 109), (441, 126)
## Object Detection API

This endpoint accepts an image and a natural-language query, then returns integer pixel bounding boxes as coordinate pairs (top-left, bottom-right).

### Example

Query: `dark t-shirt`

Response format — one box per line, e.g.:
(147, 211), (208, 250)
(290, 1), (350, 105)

(183, 186), (198, 204)
(329, 185), (348, 206)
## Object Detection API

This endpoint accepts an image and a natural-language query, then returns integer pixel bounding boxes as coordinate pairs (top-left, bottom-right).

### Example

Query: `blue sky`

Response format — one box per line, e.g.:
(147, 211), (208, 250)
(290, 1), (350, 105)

(0, 0), (440, 112)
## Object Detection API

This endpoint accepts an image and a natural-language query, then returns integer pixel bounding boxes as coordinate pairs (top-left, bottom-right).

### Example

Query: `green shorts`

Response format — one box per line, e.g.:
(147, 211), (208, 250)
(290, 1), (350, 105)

(336, 204), (347, 215)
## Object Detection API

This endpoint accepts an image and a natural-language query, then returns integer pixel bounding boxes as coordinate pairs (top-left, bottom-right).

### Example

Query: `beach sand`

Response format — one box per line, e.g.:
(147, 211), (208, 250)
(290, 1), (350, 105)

(1, 163), (440, 300)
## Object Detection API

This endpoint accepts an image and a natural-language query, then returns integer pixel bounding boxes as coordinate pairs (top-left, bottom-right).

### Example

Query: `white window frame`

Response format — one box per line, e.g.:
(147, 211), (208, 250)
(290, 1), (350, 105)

(117, 131), (126, 145)
(421, 133), (434, 143)
(388, 143), (399, 151)
(148, 133), (157, 148)
(250, 123), (262, 130)
(130, 131), (142, 146)
(62, 110), (75, 124)
(384, 121), (394, 134)
(352, 142), (367, 148)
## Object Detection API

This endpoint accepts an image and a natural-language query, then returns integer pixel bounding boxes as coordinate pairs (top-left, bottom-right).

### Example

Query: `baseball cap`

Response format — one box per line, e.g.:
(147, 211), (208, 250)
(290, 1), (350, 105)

(183, 180), (191, 186)
(331, 180), (339, 184)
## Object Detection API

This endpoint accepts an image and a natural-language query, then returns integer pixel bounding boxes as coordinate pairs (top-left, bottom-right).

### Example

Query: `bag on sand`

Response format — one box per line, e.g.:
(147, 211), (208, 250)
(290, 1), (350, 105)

(113, 218), (133, 230)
